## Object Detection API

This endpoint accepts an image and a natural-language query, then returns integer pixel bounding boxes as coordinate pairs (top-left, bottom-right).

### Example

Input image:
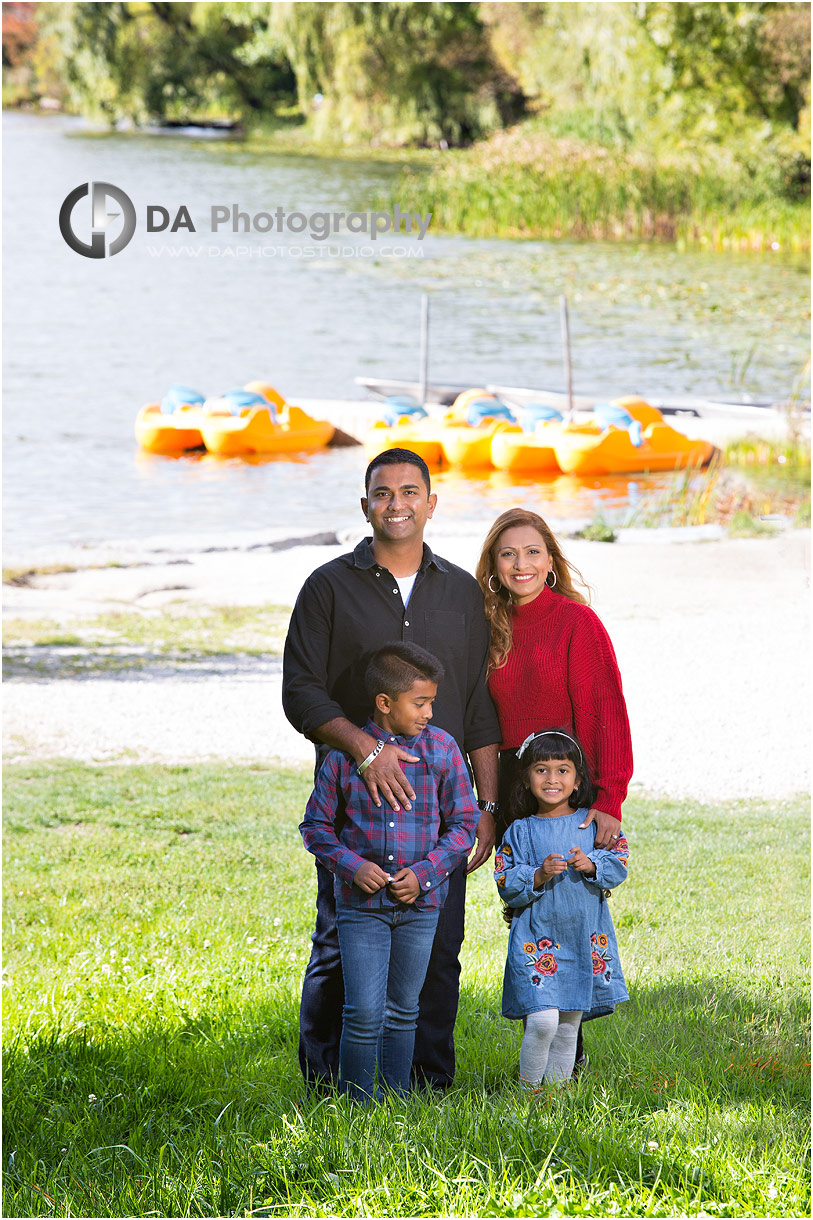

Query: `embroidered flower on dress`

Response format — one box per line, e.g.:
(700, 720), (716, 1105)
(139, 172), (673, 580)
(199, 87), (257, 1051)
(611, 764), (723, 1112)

(597, 934), (608, 947)
(535, 953), (558, 976)
(538, 938), (553, 950)
(613, 836), (629, 853)
(502, 844), (513, 856)
(592, 950), (607, 975)
(494, 855), (506, 873)
(496, 874), (506, 887)
(531, 975), (540, 986)
(590, 933), (597, 945)
(524, 942), (537, 955)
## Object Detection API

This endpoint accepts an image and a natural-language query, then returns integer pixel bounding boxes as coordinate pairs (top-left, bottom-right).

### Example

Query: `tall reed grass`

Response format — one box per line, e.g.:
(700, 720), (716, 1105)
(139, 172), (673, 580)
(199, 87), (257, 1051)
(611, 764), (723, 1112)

(626, 454), (810, 530)
(385, 126), (810, 251)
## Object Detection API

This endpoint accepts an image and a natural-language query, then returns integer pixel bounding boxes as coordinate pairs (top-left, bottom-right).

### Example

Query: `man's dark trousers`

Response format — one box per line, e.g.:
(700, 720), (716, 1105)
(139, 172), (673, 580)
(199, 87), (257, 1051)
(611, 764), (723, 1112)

(299, 859), (467, 1091)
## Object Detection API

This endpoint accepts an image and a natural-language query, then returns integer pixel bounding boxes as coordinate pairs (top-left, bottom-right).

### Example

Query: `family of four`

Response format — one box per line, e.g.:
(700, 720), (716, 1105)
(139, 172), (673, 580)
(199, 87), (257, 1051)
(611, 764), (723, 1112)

(282, 447), (633, 1100)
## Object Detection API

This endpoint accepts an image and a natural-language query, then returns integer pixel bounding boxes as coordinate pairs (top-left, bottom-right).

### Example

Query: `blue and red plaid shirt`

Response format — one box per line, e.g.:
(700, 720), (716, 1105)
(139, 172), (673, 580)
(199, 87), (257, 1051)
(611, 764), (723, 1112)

(300, 718), (479, 910)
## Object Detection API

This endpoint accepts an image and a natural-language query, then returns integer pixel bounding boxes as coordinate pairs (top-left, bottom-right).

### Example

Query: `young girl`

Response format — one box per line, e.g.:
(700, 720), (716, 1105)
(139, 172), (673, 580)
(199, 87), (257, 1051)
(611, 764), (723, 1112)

(494, 728), (629, 1087)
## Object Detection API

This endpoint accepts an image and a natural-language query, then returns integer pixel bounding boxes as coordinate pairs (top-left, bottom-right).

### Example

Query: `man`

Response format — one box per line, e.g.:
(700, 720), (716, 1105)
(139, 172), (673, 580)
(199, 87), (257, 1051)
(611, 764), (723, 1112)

(283, 447), (501, 1091)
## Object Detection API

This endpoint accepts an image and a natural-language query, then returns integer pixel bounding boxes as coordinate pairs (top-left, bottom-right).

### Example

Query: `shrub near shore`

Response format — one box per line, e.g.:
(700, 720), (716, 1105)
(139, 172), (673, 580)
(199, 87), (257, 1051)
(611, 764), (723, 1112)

(383, 120), (810, 252)
(3, 762), (809, 1217)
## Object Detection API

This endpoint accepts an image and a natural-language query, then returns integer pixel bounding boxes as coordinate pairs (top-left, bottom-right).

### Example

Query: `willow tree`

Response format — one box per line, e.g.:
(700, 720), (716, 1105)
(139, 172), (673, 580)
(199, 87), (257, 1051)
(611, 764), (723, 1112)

(270, 1), (523, 146)
(39, 1), (295, 124)
(481, 1), (810, 148)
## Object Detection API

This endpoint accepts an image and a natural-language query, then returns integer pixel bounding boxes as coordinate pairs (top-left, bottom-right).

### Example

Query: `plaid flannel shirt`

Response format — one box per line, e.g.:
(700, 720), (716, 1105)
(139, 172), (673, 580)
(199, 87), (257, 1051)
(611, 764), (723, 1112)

(300, 719), (479, 909)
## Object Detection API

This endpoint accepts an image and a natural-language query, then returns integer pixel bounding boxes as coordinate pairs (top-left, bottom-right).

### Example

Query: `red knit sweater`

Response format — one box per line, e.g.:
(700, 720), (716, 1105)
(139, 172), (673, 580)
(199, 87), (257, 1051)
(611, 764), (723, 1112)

(487, 585), (632, 821)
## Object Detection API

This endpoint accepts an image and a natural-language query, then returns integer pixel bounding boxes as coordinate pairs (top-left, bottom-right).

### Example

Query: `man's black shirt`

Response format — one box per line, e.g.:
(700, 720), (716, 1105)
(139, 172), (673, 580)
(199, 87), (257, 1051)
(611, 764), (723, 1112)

(282, 538), (500, 755)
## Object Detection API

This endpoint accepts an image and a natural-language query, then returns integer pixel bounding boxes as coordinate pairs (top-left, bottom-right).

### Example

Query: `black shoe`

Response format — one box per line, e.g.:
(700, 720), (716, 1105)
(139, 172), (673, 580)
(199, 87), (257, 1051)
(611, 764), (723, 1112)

(571, 1052), (589, 1079)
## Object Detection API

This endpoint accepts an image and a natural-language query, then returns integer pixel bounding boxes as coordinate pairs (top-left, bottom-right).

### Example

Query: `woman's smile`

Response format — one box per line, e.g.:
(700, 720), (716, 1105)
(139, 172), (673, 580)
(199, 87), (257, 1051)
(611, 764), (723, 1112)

(495, 525), (553, 604)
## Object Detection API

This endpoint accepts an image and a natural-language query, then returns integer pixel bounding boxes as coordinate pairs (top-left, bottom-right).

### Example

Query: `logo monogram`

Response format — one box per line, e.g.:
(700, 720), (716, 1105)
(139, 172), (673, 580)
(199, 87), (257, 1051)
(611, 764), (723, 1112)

(59, 182), (136, 258)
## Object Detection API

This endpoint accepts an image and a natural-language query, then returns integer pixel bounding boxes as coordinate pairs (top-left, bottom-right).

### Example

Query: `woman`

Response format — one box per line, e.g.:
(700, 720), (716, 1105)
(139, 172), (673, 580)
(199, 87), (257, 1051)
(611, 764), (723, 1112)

(476, 508), (632, 850)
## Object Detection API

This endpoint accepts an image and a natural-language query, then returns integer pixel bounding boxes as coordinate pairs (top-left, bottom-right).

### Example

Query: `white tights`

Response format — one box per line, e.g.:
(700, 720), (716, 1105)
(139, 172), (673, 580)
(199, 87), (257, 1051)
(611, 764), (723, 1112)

(519, 1008), (582, 1086)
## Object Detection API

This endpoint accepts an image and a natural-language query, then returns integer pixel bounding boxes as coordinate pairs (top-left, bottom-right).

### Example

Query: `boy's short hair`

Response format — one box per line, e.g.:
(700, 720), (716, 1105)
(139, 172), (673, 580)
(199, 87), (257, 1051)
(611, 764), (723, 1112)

(364, 642), (444, 702)
(364, 448), (431, 494)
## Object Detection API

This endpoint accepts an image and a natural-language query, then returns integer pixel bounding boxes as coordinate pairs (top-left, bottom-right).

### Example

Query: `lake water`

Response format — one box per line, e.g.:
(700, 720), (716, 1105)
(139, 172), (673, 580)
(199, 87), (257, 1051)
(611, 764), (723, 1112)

(3, 112), (809, 553)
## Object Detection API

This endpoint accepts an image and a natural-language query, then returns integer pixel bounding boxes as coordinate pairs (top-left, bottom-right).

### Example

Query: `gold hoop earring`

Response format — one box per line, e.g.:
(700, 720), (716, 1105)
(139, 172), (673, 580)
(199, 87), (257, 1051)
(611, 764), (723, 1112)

(546, 570), (557, 588)
(488, 574), (501, 594)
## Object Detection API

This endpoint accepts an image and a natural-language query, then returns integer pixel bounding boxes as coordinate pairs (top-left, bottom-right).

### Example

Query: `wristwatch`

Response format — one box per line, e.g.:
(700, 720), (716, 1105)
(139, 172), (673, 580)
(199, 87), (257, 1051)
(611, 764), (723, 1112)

(477, 799), (499, 815)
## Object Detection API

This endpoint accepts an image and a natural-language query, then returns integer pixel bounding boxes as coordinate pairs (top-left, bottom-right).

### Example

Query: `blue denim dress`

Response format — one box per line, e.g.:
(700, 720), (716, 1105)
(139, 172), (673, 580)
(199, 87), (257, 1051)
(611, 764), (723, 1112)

(495, 809), (629, 1021)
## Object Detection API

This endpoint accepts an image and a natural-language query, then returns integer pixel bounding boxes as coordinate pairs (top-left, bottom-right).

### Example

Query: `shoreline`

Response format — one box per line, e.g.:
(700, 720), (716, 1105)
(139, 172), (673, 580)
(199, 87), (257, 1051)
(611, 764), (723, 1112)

(3, 527), (810, 801)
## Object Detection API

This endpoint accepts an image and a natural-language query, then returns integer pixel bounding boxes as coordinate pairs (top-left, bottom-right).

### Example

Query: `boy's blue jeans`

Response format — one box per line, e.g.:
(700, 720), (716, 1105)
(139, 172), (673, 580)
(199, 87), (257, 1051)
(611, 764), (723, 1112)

(335, 900), (440, 1102)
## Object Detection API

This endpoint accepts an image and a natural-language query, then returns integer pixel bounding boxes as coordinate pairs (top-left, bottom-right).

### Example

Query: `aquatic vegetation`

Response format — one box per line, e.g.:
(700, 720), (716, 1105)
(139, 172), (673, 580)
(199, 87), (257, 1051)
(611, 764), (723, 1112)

(384, 123), (811, 251)
(626, 455), (810, 530)
(723, 436), (811, 469)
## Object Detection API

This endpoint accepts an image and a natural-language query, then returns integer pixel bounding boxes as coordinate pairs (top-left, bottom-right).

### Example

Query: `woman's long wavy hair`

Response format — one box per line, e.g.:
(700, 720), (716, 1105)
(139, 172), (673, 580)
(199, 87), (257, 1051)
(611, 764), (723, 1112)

(476, 508), (590, 672)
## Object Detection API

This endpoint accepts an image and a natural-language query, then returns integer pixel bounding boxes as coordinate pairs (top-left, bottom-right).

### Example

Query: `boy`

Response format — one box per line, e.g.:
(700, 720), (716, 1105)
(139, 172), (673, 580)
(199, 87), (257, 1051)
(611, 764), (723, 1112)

(300, 642), (479, 1101)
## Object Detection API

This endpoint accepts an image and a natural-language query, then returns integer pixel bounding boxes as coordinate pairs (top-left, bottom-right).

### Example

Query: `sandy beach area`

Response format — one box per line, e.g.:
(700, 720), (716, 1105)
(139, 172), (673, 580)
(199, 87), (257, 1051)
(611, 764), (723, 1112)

(4, 524), (810, 801)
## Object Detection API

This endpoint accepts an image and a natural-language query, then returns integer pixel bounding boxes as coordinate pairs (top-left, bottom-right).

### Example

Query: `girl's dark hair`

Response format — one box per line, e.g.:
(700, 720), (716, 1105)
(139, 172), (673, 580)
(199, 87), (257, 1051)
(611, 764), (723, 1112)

(500, 728), (596, 925)
(508, 729), (597, 824)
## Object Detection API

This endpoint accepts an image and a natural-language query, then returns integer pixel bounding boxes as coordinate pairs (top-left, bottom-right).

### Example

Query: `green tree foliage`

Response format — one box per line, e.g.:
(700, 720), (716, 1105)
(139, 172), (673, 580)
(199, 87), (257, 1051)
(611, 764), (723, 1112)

(23, 0), (812, 200)
(269, 1), (524, 146)
(482, 2), (810, 146)
(641, 2), (810, 132)
(39, 1), (295, 124)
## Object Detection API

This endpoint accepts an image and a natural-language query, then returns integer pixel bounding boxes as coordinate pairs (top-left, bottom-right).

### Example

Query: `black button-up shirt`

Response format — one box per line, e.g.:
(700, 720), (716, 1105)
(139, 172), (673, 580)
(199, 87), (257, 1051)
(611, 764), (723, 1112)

(282, 538), (500, 755)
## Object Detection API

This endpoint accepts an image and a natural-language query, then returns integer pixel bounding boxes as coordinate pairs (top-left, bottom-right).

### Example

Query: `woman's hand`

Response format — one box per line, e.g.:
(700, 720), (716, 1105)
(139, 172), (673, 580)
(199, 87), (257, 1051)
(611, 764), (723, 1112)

(567, 846), (597, 876)
(533, 853), (567, 889)
(579, 807), (622, 849)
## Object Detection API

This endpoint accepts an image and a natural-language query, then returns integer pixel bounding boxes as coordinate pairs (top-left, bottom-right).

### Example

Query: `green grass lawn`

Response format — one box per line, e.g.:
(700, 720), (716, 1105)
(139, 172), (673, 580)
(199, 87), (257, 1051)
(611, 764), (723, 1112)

(2, 605), (291, 653)
(2, 606), (291, 680)
(3, 763), (809, 1217)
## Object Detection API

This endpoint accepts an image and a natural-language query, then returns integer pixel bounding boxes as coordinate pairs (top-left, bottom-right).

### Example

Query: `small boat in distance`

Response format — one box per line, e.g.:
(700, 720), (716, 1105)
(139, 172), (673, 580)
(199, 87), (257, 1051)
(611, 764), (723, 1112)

(356, 374), (806, 420)
(355, 376), (470, 406)
(138, 118), (245, 139)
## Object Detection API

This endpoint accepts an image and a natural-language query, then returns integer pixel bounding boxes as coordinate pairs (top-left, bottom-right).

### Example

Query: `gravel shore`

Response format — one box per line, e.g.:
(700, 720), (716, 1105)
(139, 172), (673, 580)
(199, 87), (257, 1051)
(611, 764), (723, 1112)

(4, 525), (809, 801)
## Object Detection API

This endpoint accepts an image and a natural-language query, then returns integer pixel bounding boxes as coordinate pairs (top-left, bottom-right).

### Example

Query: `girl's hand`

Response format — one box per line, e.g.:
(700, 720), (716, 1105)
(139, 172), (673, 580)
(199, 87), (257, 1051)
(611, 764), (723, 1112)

(567, 847), (597, 876)
(353, 861), (391, 893)
(533, 853), (567, 889)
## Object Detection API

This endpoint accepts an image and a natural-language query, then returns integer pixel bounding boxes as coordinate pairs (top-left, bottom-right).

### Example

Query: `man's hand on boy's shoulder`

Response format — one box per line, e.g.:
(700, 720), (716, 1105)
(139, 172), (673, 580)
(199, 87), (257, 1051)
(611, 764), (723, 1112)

(360, 742), (419, 811)
(352, 861), (392, 894)
(387, 867), (420, 904)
